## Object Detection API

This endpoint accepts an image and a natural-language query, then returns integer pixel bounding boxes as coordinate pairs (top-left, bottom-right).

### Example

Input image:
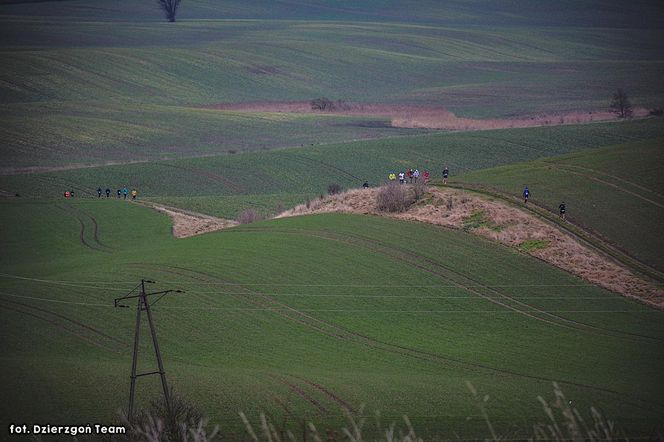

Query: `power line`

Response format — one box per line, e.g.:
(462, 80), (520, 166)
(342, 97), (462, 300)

(114, 279), (184, 420)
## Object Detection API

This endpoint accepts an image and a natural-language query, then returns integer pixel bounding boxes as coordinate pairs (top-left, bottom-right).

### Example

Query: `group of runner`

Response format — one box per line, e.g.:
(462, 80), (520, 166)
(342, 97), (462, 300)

(63, 187), (138, 200)
(96, 187), (138, 200)
(382, 167), (567, 220)
(387, 167), (450, 186)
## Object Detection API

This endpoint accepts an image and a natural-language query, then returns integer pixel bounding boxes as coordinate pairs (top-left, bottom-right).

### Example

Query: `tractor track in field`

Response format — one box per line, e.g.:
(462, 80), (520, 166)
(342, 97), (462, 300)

(448, 182), (664, 284)
(232, 226), (661, 343)
(132, 263), (664, 412)
(268, 374), (328, 414)
(77, 208), (112, 250)
(287, 374), (356, 413)
(0, 300), (122, 353)
(555, 166), (664, 209)
(546, 163), (664, 200)
(56, 204), (111, 253)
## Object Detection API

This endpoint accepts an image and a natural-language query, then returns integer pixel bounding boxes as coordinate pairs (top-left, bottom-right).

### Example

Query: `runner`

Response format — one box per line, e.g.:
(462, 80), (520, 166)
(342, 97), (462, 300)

(398, 171), (405, 184)
(70, 190), (75, 198)
(407, 168), (414, 183)
(117, 189), (121, 198)
(105, 188), (111, 198)
(122, 187), (128, 199)
(388, 172), (396, 182)
(443, 166), (449, 184)
(64, 191), (70, 199)
(413, 169), (420, 183)
(131, 189), (137, 200)
(559, 201), (566, 220)
(523, 186), (530, 204)
(97, 187), (102, 198)
(363, 180), (369, 189)
(423, 170), (430, 185)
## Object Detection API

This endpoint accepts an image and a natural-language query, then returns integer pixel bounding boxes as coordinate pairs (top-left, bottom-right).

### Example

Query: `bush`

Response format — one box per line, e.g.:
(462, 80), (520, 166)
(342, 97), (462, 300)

(649, 108), (663, 116)
(237, 209), (263, 224)
(376, 183), (415, 213)
(310, 97), (335, 111)
(327, 183), (342, 195)
(114, 389), (219, 442)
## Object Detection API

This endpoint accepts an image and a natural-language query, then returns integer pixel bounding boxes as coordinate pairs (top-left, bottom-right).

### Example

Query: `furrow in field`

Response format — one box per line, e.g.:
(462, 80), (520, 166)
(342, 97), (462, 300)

(0, 300), (121, 353)
(233, 226), (660, 343)
(287, 374), (356, 413)
(555, 166), (664, 209)
(547, 163), (664, 200)
(137, 262), (663, 411)
(268, 374), (328, 414)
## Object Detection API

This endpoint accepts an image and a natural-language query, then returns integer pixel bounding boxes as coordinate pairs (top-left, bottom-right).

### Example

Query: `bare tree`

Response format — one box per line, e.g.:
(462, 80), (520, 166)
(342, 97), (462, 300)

(610, 89), (633, 119)
(158, 0), (181, 22)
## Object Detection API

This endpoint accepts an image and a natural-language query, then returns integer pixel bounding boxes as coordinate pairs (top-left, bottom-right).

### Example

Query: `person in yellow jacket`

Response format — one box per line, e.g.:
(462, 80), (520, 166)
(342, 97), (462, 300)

(131, 189), (137, 200)
(388, 172), (397, 181)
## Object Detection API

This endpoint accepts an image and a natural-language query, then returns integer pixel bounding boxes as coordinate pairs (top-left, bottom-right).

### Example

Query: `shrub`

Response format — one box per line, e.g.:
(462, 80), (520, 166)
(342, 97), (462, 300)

(310, 97), (335, 111)
(376, 183), (415, 213)
(116, 389), (219, 442)
(327, 183), (342, 195)
(237, 209), (263, 224)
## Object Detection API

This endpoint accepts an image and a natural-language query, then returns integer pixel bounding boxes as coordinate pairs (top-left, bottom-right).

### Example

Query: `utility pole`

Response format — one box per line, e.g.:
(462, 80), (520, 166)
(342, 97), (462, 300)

(114, 279), (184, 420)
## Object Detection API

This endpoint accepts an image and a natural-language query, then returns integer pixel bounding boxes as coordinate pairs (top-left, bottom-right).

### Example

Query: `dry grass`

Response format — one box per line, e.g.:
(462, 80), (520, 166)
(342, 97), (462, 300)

(237, 383), (630, 442)
(203, 101), (650, 132)
(276, 186), (664, 308)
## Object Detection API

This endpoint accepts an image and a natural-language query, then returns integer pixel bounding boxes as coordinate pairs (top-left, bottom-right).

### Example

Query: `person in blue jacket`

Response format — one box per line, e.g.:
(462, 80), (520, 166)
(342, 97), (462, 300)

(523, 186), (530, 204)
(122, 187), (128, 199)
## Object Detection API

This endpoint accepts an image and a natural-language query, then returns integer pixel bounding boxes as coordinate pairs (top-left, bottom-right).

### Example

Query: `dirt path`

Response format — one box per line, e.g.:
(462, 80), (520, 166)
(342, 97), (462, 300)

(276, 186), (664, 309)
(137, 201), (238, 238)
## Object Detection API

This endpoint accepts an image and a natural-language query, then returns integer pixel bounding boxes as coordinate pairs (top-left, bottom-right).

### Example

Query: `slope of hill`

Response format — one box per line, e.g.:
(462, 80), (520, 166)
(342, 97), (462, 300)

(2, 1), (664, 167)
(1, 200), (663, 438)
(456, 137), (664, 273)
(2, 118), (663, 213)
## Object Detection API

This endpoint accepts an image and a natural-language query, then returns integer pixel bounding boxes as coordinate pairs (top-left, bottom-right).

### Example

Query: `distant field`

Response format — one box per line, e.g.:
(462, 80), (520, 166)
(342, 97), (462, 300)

(2, 5), (664, 167)
(457, 137), (664, 273)
(2, 118), (664, 219)
(1, 200), (662, 438)
(0, 103), (425, 169)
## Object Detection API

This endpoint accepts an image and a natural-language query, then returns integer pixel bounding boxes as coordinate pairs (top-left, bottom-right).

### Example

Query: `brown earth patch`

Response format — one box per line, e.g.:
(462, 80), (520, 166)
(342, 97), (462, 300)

(277, 186), (664, 309)
(138, 202), (238, 238)
(204, 101), (650, 131)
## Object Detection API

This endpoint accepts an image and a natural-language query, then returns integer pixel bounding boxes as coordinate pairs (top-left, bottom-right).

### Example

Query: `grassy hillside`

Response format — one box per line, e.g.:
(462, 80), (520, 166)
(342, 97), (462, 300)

(0, 199), (663, 438)
(456, 137), (664, 274)
(2, 118), (664, 218)
(2, 1), (664, 167)
(2, 0), (663, 27)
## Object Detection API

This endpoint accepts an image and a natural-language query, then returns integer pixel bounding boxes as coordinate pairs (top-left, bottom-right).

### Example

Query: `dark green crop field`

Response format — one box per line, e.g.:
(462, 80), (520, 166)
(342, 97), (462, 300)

(2, 0), (664, 168)
(2, 1), (664, 438)
(3, 118), (663, 219)
(1, 200), (662, 438)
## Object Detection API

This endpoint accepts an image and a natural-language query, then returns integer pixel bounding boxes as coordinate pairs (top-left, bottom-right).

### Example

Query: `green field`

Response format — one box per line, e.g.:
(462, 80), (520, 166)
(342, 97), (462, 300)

(1, 200), (663, 438)
(2, 1), (664, 439)
(3, 118), (664, 221)
(2, 0), (664, 168)
(457, 137), (664, 274)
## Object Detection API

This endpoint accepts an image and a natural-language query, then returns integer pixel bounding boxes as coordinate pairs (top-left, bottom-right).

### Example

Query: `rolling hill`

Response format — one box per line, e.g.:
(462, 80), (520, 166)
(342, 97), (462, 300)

(1, 200), (663, 438)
